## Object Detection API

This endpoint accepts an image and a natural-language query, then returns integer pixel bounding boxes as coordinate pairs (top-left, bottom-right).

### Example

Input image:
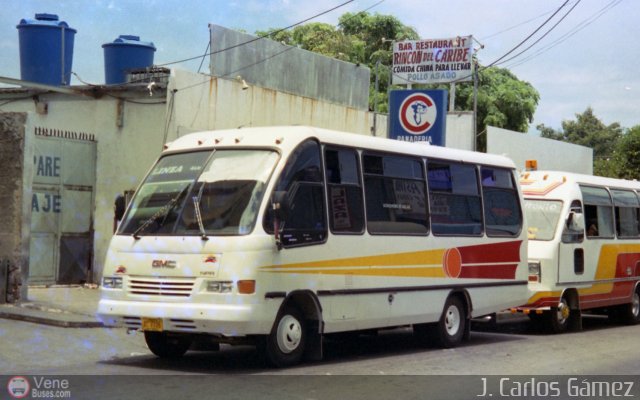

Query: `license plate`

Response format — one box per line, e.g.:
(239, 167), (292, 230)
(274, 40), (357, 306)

(141, 318), (163, 332)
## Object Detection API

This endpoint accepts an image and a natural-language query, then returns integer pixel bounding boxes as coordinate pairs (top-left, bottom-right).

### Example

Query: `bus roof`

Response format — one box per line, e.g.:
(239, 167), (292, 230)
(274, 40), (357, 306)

(163, 126), (516, 169)
(521, 170), (640, 198)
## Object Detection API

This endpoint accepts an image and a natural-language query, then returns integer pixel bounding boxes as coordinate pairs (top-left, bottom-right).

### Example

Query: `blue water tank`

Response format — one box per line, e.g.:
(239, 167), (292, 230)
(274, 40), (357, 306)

(16, 13), (76, 86)
(102, 35), (156, 84)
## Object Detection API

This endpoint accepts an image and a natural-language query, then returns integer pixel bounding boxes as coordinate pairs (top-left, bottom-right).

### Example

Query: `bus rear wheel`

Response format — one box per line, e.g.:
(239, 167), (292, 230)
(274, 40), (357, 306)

(265, 305), (306, 367)
(433, 296), (466, 348)
(144, 331), (192, 358)
(618, 287), (640, 325)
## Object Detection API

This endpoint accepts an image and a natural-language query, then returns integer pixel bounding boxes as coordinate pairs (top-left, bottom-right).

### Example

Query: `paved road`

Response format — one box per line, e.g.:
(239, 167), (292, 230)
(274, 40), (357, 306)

(2, 315), (639, 398)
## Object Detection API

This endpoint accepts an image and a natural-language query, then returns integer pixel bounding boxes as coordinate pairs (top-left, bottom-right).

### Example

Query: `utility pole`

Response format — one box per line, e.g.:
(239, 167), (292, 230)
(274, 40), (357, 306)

(473, 59), (478, 152)
(372, 60), (380, 136)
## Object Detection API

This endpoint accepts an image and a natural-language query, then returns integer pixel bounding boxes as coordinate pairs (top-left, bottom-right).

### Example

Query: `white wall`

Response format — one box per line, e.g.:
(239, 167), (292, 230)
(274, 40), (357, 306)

(487, 126), (593, 174)
(445, 112), (474, 151)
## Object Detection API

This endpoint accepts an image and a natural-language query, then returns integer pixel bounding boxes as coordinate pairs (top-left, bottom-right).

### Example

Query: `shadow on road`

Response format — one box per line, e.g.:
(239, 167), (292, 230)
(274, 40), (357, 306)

(100, 314), (630, 373)
(100, 325), (527, 373)
(472, 312), (623, 335)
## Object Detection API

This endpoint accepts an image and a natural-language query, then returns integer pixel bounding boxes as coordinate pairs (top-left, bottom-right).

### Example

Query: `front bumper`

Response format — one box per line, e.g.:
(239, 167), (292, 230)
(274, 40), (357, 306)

(97, 298), (278, 336)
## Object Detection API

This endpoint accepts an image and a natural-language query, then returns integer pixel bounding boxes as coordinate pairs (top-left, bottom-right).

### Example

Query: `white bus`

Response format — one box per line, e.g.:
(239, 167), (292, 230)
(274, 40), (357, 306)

(98, 126), (529, 366)
(515, 170), (640, 332)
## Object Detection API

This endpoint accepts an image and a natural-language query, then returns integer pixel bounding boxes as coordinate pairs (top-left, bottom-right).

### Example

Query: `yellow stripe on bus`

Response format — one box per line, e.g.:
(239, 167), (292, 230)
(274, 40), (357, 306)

(260, 248), (446, 272)
(264, 265), (447, 277)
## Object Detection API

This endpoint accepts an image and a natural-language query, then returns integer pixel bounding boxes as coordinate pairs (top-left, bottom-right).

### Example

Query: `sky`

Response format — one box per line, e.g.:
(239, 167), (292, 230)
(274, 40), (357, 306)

(0, 0), (637, 133)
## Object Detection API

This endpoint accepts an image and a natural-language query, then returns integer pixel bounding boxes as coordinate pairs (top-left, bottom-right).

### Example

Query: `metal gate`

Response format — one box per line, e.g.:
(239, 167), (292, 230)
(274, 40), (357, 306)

(29, 128), (96, 285)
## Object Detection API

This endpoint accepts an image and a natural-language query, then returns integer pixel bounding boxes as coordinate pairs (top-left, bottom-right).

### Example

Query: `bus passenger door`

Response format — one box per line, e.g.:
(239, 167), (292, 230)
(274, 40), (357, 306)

(558, 201), (585, 283)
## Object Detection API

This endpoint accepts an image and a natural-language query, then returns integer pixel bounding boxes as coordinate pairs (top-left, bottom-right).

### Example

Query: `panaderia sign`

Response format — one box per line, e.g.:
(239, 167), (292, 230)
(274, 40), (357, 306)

(392, 36), (474, 85)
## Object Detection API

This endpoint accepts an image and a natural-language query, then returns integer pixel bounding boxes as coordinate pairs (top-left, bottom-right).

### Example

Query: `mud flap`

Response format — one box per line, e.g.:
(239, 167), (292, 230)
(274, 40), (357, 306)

(569, 308), (583, 332)
(304, 320), (323, 362)
(463, 318), (471, 341)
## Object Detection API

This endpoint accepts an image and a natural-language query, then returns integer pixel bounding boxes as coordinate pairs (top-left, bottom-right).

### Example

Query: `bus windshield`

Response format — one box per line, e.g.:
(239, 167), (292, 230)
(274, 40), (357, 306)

(524, 199), (563, 241)
(119, 149), (279, 236)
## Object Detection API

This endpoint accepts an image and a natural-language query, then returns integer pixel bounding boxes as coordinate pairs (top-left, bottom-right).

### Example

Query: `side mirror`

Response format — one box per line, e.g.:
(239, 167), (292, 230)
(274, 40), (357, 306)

(272, 191), (290, 220)
(568, 212), (585, 232)
(114, 194), (126, 222)
(272, 191), (289, 250)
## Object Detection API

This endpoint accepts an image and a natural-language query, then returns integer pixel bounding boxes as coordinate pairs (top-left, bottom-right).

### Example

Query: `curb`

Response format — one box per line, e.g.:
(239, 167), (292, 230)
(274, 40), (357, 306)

(0, 309), (105, 328)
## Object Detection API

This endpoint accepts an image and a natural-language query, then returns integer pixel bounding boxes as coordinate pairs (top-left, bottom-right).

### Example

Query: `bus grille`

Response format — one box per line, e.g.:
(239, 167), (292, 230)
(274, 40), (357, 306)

(127, 277), (195, 297)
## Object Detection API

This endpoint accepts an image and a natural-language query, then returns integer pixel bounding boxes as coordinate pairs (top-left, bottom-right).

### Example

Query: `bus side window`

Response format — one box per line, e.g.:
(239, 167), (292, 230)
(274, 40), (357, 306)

(264, 139), (327, 247)
(480, 167), (522, 237)
(324, 147), (365, 234)
(363, 153), (428, 235)
(427, 161), (482, 236)
(562, 200), (584, 243)
(611, 189), (640, 238)
(580, 186), (614, 239)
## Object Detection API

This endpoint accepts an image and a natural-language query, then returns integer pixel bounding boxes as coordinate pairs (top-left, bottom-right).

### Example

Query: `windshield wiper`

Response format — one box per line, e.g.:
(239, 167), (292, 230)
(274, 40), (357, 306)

(192, 182), (209, 241)
(132, 185), (190, 240)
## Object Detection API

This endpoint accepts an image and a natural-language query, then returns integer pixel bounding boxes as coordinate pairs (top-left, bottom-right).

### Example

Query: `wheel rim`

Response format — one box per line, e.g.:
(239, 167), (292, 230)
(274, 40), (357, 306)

(632, 291), (640, 318)
(556, 299), (570, 325)
(444, 304), (461, 336)
(276, 314), (302, 354)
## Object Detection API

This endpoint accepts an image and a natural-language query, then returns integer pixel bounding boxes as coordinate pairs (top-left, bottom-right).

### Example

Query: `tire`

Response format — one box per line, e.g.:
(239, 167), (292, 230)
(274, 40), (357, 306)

(265, 305), (306, 367)
(547, 297), (571, 333)
(619, 287), (640, 325)
(433, 296), (466, 348)
(144, 331), (192, 359)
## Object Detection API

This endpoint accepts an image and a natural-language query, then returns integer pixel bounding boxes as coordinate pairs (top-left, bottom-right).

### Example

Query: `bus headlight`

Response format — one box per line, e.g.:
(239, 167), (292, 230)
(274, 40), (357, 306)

(102, 276), (123, 289)
(528, 261), (541, 282)
(206, 281), (233, 293)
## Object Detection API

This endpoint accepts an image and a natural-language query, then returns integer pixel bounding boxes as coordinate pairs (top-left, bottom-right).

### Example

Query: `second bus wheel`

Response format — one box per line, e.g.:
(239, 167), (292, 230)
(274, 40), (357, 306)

(432, 296), (466, 348)
(265, 305), (307, 367)
(548, 297), (571, 333)
(144, 331), (192, 358)
(617, 286), (640, 325)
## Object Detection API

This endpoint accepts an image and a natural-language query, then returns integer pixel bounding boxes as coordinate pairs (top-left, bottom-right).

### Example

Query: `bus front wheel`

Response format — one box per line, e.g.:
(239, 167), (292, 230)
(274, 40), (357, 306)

(265, 305), (306, 367)
(433, 296), (466, 348)
(548, 297), (571, 333)
(144, 331), (192, 358)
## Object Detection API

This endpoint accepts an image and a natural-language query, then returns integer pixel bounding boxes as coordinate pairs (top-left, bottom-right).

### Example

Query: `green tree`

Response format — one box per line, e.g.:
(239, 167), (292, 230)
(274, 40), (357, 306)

(611, 125), (640, 179)
(538, 107), (622, 158)
(338, 12), (419, 113)
(537, 107), (622, 176)
(454, 66), (539, 150)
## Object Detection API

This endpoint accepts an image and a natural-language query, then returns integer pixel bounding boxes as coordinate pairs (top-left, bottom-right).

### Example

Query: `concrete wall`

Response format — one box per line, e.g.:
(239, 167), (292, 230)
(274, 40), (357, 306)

(209, 24), (370, 110)
(167, 69), (371, 137)
(487, 126), (593, 174)
(445, 112), (474, 151)
(0, 112), (29, 301)
(168, 69), (475, 150)
(0, 94), (166, 283)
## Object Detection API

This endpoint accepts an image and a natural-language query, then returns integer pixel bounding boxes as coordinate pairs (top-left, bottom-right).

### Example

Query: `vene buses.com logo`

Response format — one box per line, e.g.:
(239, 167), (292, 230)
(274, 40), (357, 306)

(7, 376), (30, 399)
(398, 92), (438, 135)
